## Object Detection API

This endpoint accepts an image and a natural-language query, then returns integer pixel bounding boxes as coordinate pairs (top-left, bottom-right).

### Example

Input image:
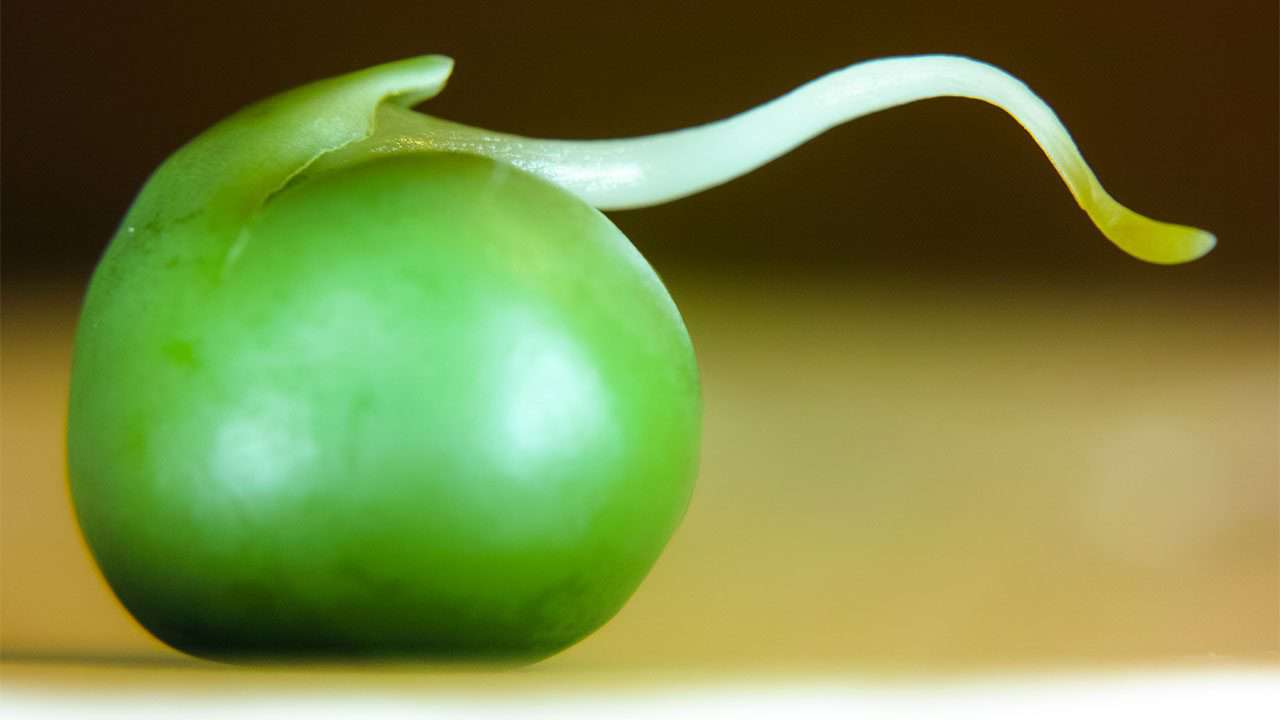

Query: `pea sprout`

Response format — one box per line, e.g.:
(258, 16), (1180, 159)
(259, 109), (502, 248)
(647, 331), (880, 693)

(306, 55), (1215, 265)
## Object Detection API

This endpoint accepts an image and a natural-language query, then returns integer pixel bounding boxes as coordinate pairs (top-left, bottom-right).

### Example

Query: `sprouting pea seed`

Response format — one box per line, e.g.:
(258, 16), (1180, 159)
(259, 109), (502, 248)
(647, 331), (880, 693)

(67, 54), (1210, 663)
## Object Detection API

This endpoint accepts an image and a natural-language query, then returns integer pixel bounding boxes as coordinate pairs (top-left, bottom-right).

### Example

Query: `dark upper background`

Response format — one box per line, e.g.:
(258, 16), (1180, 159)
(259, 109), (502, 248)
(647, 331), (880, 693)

(2, 1), (1276, 292)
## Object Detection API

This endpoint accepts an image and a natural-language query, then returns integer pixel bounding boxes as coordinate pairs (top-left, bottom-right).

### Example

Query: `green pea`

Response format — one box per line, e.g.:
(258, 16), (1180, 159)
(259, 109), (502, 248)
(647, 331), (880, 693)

(67, 55), (1211, 663)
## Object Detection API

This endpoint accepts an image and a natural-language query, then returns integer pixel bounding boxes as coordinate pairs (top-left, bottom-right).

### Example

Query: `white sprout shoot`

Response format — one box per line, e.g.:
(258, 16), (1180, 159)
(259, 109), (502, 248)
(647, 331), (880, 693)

(312, 55), (1215, 265)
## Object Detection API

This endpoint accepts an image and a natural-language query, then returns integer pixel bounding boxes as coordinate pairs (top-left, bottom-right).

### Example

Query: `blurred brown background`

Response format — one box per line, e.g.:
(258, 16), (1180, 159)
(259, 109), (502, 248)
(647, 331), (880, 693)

(4, 0), (1276, 285)
(2, 1), (1277, 675)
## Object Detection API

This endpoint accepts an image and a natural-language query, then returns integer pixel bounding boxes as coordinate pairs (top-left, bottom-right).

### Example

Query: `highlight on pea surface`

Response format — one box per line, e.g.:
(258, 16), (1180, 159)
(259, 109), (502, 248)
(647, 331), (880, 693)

(66, 55), (1215, 664)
